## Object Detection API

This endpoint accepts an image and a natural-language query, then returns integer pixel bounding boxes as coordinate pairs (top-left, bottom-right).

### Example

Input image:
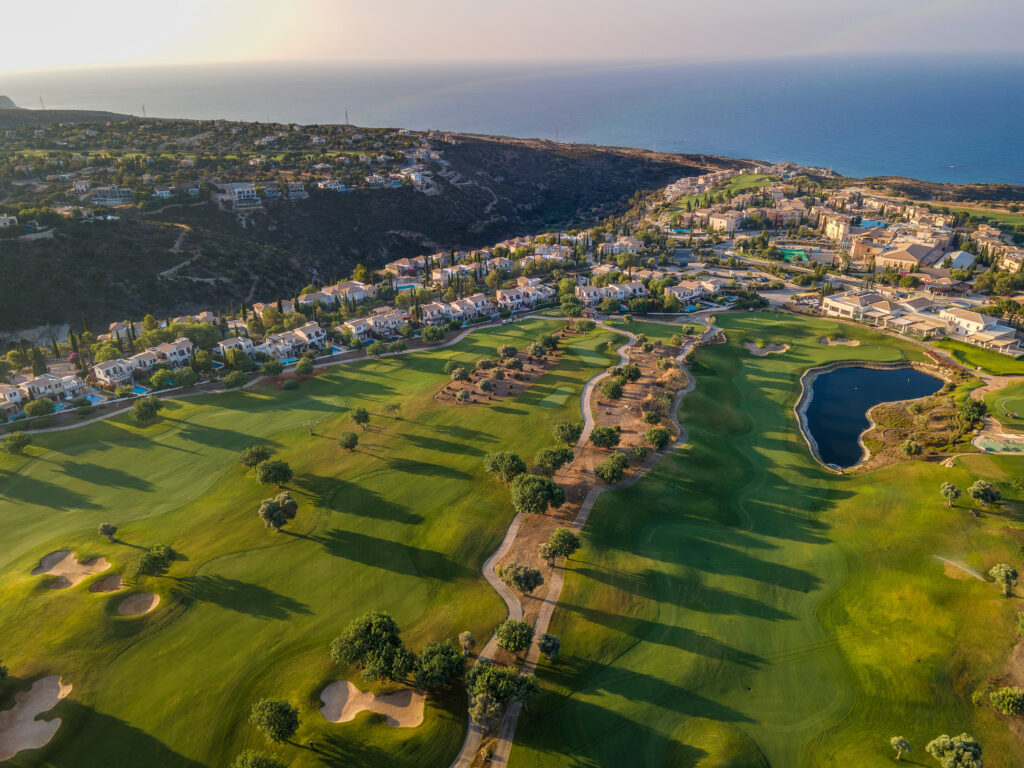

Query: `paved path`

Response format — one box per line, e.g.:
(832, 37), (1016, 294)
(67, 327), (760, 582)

(450, 320), (720, 768)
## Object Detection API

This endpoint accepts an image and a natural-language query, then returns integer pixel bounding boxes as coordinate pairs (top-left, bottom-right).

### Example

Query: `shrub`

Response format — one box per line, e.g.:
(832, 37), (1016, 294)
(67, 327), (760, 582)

(137, 544), (174, 576)
(599, 377), (624, 400)
(901, 437), (922, 456)
(632, 445), (648, 459)
(537, 633), (561, 660)
(76, 405), (95, 417)
(24, 399), (55, 418)
(260, 360), (283, 377)
(294, 358), (313, 375)
(990, 687), (1024, 716)
(590, 425), (621, 448)
(421, 325), (445, 343)
(1, 431), (31, 454)
(132, 395), (163, 424)
(552, 421), (583, 445)
(281, 379), (298, 390)
(643, 412), (660, 425)
(338, 432), (358, 451)
(644, 426), (671, 450)
(223, 370), (248, 388)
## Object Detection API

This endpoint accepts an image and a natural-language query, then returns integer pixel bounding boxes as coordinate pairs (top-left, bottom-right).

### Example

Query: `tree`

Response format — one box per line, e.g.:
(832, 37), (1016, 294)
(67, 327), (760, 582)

(24, 398), (55, 418)
(483, 451), (527, 483)
(599, 377), (623, 399)
(958, 398), (986, 423)
(351, 407), (370, 430)
(132, 395), (163, 424)
(644, 426), (671, 450)
(295, 358), (313, 375)
(458, 630), (476, 656)
(940, 482), (961, 508)
(465, 661), (538, 721)
(595, 452), (628, 483)
(538, 541), (557, 566)
(224, 370), (248, 388)
(258, 492), (298, 532)
(469, 691), (502, 727)
(576, 319), (595, 334)
(422, 326), (445, 343)
(137, 544), (174, 576)
(535, 446), (573, 476)
(330, 611), (415, 682)
(552, 421), (583, 445)
(901, 437), (922, 456)
(98, 523), (118, 542)
(968, 480), (1000, 506)
(149, 369), (176, 390)
(414, 641), (464, 688)
(367, 341), (386, 359)
(338, 431), (358, 451)
(510, 473), (565, 514)
(537, 633), (560, 660)
(450, 367), (469, 382)
(240, 444), (273, 468)
(497, 345), (517, 359)
(255, 460), (293, 487)
(260, 360), (283, 377)
(925, 733), (982, 768)
(890, 736), (911, 761)
(590, 425), (621, 448)
(0, 431), (31, 454)
(497, 562), (544, 594)
(233, 751), (288, 768)
(989, 686), (1024, 716)
(547, 528), (581, 559)
(249, 699), (299, 744)
(989, 563), (1018, 597)
(495, 619), (534, 654)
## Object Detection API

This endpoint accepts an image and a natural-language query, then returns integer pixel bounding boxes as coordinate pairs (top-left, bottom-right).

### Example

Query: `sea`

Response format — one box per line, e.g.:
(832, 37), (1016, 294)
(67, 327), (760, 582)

(3, 56), (1023, 184)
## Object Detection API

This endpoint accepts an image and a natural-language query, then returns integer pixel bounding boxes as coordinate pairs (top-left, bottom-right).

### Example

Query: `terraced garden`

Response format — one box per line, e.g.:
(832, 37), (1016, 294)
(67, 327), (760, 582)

(513, 312), (1024, 767)
(0, 318), (620, 768)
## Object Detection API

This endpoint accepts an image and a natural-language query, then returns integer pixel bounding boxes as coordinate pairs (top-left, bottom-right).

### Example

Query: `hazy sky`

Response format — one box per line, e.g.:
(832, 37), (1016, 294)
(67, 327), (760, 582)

(3, 0), (1022, 72)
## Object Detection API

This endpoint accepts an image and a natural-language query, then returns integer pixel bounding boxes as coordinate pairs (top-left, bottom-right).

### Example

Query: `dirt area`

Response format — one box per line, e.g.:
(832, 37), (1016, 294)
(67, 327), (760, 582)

(744, 342), (788, 356)
(818, 336), (860, 347)
(117, 592), (160, 616)
(0, 675), (72, 761)
(490, 339), (688, 660)
(435, 329), (572, 406)
(319, 680), (424, 727)
(88, 574), (124, 593)
(31, 551), (110, 589)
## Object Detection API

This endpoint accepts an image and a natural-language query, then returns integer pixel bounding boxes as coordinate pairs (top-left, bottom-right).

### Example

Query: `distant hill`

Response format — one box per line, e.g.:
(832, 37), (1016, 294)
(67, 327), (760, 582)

(0, 104), (134, 128)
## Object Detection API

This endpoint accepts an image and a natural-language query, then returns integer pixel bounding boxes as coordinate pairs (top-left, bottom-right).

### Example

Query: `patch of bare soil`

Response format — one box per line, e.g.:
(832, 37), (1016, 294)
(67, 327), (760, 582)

(435, 332), (570, 406)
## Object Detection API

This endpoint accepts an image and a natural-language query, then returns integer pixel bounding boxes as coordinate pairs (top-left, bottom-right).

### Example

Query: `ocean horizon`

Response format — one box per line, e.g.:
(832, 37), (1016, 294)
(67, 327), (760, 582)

(4, 56), (1023, 185)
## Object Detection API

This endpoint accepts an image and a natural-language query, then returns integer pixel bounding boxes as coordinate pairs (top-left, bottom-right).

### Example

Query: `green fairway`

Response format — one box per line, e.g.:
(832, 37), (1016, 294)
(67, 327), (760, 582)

(0, 319), (621, 768)
(933, 339), (1024, 375)
(513, 312), (1024, 767)
(985, 380), (1024, 432)
(605, 318), (706, 345)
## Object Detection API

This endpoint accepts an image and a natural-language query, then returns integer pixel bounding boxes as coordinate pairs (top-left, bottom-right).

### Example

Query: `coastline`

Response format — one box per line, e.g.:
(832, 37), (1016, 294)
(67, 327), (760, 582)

(793, 360), (952, 473)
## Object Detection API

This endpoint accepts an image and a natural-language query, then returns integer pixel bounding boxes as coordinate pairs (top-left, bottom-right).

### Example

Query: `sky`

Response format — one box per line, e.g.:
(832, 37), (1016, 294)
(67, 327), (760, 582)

(2, 0), (1022, 73)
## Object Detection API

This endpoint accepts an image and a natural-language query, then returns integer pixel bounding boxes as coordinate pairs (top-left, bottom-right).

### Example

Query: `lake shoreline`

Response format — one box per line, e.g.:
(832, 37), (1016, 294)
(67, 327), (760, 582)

(794, 360), (952, 473)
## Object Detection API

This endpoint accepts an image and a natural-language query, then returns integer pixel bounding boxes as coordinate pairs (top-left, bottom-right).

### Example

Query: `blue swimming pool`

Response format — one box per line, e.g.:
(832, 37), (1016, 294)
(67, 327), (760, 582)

(211, 361), (224, 370)
(860, 218), (887, 229)
(685, 304), (701, 311)
(84, 394), (105, 405)
(53, 403), (67, 412)
(132, 385), (150, 395)
(281, 357), (298, 365)
(330, 346), (343, 355)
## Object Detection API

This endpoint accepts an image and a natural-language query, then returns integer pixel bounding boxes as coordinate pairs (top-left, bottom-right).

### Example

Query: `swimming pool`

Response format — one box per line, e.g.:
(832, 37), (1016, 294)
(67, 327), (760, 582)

(83, 394), (106, 405)
(53, 403), (67, 412)
(132, 385), (151, 395)
(211, 361), (225, 370)
(860, 218), (887, 229)
(330, 346), (343, 354)
(281, 357), (298, 365)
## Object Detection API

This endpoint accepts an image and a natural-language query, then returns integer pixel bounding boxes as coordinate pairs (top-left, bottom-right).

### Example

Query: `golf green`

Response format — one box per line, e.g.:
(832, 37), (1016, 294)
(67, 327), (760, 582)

(0, 319), (621, 768)
(513, 312), (1024, 767)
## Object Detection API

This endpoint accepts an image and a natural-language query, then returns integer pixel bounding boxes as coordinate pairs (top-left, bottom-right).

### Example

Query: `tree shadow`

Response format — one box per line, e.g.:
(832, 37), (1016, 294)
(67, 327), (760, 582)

(313, 528), (473, 581)
(170, 574), (312, 620)
(293, 474), (423, 524)
(401, 432), (485, 458)
(58, 461), (154, 492)
(0, 468), (100, 510)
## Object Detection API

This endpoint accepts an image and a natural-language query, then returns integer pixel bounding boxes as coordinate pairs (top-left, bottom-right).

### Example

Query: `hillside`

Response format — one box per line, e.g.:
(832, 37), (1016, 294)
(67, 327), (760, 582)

(0, 134), (739, 334)
(0, 103), (134, 128)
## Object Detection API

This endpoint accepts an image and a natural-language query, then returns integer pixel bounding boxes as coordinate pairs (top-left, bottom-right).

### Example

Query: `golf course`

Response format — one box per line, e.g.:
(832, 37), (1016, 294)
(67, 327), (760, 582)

(0, 318), (621, 767)
(513, 312), (1024, 766)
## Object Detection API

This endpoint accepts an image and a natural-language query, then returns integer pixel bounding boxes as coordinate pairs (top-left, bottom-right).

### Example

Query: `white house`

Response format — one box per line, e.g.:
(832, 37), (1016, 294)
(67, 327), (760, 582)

(153, 338), (194, 368)
(0, 383), (23, 415)
(93, 359), (134, 386)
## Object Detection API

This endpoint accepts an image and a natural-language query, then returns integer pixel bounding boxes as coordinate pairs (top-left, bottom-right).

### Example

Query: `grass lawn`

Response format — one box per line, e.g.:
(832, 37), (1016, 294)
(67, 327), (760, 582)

(0, 318), (621, 768)
(605, 318), (706, 345)
(513, 312), (1024, 767)
(933, 339), (1024, 375)
(665, 175), (777, 218)
(929, 205), (1024, 228)
(985, 379), (1024, 432)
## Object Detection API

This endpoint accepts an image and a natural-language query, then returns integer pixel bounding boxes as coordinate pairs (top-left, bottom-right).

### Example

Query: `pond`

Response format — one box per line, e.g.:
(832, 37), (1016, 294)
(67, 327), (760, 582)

(803, 366), (943, 468)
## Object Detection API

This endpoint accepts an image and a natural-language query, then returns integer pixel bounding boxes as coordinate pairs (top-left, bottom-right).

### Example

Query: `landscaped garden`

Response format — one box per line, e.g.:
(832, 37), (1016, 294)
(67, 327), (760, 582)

(934, 338), (1024, 376)
(513, 312), (1024, 767)
(0, 318), (620, 768)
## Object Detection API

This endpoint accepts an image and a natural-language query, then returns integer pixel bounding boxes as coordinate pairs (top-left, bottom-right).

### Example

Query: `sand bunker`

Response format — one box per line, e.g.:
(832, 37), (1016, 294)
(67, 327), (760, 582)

(89, 574), (124, 593)
(819, 336), (860, 347)
(117, 593), (160, 616)
(31, 551), (110, 589)
(0, 675), (72, 762)
(744, 342), (789, 357)
(320, 680), (424, 727)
